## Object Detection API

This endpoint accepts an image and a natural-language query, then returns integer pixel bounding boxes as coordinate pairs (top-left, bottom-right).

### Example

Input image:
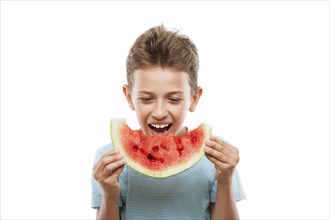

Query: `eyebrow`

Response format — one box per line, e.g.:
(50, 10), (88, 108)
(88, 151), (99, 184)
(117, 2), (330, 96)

(138, 91), (184, 95)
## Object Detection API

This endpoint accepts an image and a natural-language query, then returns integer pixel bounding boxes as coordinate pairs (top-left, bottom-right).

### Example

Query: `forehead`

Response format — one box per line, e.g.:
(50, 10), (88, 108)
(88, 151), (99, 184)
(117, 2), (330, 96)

(132, 67), (190, 93)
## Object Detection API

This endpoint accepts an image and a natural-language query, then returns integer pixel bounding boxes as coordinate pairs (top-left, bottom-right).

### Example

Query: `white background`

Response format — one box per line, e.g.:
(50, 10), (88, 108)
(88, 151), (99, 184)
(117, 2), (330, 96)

(1, 1), (329, 219)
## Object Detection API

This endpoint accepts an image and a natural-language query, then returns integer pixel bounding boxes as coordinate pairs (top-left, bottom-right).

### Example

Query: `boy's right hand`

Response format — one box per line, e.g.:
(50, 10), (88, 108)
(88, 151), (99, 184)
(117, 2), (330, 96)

(93, 149), (125, 200)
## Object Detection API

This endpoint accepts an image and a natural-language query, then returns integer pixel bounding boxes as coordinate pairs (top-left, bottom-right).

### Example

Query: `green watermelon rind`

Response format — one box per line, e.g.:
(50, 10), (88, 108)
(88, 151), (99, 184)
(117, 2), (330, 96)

(110, 118), (212, 178)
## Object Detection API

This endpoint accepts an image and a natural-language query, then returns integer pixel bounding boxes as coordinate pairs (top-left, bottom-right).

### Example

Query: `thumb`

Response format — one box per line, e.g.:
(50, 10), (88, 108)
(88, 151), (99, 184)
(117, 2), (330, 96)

(112, 164), (125, 180)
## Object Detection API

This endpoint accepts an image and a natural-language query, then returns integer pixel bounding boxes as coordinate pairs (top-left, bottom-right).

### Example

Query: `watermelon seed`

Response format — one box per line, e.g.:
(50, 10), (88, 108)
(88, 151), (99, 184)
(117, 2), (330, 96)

(146, 153), (165, 164)
(147, 153), (156, 162)
(152, 145), (159, 152)
(132, 145), (139, 152)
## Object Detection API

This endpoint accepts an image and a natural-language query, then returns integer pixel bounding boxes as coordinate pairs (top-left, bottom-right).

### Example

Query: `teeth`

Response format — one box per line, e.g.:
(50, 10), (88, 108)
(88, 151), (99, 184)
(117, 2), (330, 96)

(151, 124), (169, 128)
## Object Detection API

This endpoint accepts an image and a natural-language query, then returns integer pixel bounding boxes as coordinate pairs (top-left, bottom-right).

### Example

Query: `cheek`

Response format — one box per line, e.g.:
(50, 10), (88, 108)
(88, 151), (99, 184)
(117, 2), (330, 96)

(168, 102), (190, 118)
(135, 103), (152, 117)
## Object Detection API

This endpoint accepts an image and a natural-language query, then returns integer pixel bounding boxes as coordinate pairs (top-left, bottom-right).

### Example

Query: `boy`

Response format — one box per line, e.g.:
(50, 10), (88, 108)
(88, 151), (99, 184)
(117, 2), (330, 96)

(92, 25), (245, 219)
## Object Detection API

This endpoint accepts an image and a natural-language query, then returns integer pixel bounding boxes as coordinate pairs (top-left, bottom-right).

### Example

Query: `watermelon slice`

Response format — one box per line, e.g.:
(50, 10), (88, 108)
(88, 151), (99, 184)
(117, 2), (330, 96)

(110, 118), (212, 178)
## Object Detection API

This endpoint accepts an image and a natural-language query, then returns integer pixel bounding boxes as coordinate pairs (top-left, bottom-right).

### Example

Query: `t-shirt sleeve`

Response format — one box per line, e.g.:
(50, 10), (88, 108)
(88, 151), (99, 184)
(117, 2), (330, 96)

(210, 168), (246, 203)
(91, 144), (123, 209)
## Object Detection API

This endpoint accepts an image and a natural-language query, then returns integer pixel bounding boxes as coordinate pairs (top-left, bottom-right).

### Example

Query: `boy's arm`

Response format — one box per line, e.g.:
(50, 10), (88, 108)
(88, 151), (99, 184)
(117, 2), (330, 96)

(210, 183), (239, 219)
(96, 196), (120, 220)
(205, 136), (240, 220)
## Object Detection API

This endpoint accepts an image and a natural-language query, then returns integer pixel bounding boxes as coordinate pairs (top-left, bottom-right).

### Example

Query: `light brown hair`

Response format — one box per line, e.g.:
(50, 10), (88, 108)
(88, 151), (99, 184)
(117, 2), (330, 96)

(126, 25), (199, 94)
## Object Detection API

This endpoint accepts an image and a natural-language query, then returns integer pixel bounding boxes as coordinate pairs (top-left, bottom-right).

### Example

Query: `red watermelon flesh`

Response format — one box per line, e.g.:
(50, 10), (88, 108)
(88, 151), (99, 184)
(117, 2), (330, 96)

(110, 118), (212, 178)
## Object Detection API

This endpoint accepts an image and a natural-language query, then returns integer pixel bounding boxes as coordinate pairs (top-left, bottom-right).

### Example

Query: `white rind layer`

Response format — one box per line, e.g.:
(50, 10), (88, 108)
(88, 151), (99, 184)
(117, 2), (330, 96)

(110, 117), (212, 178)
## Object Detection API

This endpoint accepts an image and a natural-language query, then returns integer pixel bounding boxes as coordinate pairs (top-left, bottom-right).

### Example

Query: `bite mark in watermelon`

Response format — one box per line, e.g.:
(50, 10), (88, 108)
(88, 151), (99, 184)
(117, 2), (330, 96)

(110, 118), (212, 178)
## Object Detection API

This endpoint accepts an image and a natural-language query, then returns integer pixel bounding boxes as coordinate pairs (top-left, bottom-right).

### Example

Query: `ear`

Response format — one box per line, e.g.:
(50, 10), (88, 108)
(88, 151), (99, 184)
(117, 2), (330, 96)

(189, 87), (203, 112)
(123, 84), (135, 111)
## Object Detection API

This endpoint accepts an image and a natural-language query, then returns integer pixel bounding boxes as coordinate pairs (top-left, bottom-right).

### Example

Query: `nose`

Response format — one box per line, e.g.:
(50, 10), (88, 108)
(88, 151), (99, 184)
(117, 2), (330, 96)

(152, 101), (168, 119)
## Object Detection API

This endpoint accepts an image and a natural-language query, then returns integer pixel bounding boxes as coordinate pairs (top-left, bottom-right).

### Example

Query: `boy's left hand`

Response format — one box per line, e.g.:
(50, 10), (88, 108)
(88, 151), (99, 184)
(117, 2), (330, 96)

(204, 136), (240, 185)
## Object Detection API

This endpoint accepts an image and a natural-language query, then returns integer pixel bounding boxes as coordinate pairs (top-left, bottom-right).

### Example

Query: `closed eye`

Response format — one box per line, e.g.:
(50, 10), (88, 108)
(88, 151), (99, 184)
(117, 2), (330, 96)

(168, 97), (182, 103)
(140, 97), (154, 103)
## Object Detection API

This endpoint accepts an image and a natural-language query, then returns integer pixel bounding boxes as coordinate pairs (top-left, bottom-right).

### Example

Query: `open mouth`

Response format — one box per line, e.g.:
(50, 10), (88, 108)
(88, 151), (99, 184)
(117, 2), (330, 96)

(148, 123), (172, 135)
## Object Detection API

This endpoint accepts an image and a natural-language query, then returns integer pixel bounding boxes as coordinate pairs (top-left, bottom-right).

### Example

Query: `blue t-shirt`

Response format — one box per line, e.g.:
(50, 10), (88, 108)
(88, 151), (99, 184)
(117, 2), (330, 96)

(91, 143), (246, 220)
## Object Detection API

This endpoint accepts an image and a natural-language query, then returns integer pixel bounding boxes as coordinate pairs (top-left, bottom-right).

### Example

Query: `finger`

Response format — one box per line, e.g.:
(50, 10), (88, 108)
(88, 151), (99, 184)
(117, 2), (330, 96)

(102, 148), (121, 157)
(103, 163), (125, 184)
(102, 158), (126, 177)
(205, 139), (223, 152)
(206, 144), (239, 165)
(205, 153), (230, 170)
(93, 150), (122, 180)
(204, 146), (231, 163)
(206, 139), (234, 160)
(93, 161), (106, 181)
(110, 164), (125, 180)
(205, 139), (239, 165)
(98, 149), (123, 171)
(210, 136), (239, 153)
(209, 136), (239, 160)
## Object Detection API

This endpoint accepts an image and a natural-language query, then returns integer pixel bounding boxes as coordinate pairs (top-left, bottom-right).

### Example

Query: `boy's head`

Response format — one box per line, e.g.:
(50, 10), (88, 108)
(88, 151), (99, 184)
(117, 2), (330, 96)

(123, 25), (202, 136)
(126, 25), (199, 95)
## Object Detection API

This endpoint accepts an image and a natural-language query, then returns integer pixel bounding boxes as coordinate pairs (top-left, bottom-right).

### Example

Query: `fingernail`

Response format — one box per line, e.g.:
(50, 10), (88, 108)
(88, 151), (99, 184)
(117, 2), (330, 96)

(117, 154), (123, 159)
(205, 140), (211, 145)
